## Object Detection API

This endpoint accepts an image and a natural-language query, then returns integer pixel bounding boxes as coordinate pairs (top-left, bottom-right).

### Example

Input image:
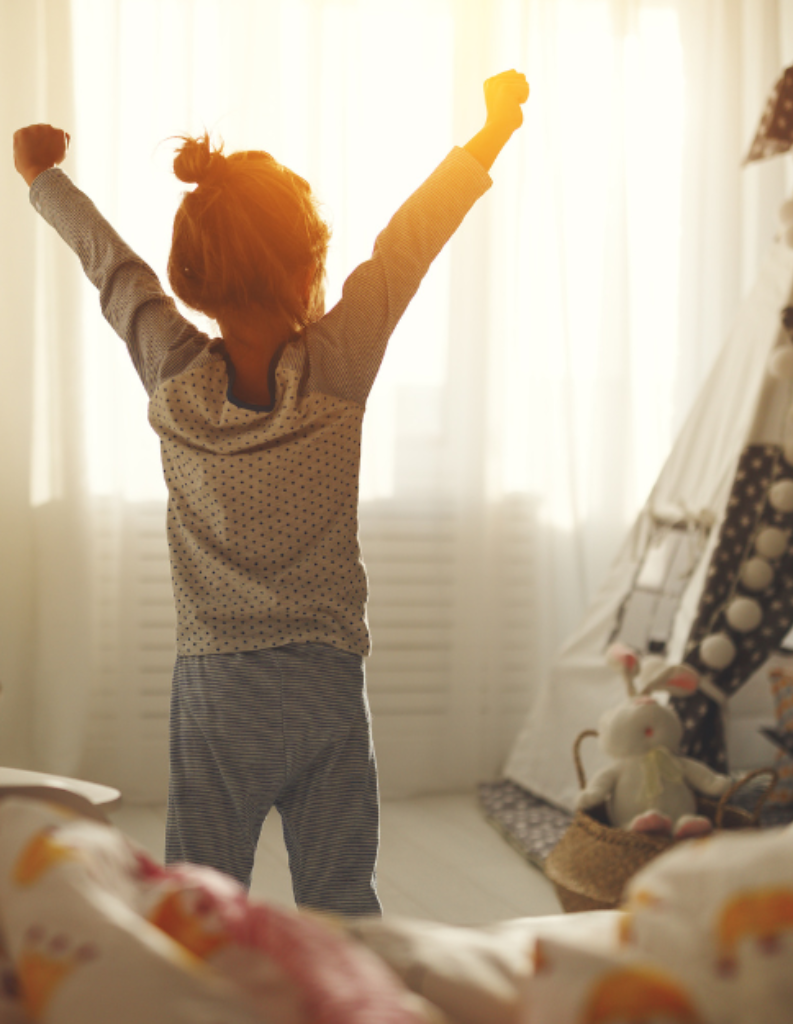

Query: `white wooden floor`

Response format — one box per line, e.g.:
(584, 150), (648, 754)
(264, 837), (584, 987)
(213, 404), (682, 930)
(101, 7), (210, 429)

(108, 791), (561, 926)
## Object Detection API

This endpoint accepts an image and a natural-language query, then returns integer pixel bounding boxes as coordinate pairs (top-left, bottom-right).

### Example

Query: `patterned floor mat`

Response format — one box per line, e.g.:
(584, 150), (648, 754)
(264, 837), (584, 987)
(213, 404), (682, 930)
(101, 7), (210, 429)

(477, 775), (793, 874)
(476, 779), (572, 870)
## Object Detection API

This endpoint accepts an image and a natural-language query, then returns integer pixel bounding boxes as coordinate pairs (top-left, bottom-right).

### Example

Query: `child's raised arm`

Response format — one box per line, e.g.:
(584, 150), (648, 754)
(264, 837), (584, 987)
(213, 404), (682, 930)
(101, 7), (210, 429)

(13, 124), (70, 186)
(14, 122), (209, 397)
(463, 69), (530, 171)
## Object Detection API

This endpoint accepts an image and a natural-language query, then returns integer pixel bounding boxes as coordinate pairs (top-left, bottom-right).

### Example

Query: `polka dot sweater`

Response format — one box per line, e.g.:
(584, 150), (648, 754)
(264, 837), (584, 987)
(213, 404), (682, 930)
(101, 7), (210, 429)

(30, 148), (492, 657)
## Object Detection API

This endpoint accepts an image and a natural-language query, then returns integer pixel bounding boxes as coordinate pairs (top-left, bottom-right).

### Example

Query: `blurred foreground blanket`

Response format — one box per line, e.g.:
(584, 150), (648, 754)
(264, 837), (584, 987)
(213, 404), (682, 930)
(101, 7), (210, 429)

(351, 825), (793, 1024)
(0, 793), (791, 1024)
(0, 795), (432, 1024)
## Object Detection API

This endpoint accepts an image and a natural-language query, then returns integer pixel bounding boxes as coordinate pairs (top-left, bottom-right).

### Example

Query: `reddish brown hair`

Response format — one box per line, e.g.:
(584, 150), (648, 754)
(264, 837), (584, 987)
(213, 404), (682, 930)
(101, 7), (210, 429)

(168, 133), (330, 328)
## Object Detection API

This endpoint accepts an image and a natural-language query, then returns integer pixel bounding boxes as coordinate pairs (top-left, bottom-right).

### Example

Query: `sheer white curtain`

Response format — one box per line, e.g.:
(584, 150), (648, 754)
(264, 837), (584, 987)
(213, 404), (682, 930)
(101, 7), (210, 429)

(1, 0), (94, 775)
(2, 0), (792, 799)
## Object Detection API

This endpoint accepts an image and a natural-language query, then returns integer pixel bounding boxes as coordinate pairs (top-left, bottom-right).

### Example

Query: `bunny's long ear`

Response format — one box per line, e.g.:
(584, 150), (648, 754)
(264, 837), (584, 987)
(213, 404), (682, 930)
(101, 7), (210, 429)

(606, 643), (640, 696)
(642, 663), (699, 699)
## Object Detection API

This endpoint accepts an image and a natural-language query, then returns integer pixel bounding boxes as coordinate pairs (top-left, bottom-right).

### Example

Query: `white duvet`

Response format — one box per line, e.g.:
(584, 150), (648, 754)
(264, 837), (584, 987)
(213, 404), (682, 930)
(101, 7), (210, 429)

(0, 789), (790, 1024)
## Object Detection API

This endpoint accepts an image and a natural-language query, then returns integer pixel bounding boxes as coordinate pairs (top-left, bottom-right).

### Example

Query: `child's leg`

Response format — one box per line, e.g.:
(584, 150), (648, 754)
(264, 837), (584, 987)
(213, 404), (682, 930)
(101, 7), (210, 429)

(165, 650), (288, 889)
(273, 644), (382, 917)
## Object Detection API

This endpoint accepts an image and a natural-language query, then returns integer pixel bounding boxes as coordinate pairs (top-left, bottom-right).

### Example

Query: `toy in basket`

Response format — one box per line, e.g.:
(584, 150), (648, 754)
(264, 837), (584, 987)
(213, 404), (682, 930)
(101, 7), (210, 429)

(544, 645), (778, 912)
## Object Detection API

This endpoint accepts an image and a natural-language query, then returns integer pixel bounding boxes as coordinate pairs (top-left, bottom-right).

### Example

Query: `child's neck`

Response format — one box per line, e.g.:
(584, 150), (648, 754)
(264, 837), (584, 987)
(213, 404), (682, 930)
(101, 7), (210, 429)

(218, 307), (294, 407)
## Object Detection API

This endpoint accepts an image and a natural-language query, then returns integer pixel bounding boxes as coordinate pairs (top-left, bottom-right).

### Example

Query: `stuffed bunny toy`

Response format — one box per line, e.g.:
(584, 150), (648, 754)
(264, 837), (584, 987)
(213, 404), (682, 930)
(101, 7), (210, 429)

(575, 644), (732, 838)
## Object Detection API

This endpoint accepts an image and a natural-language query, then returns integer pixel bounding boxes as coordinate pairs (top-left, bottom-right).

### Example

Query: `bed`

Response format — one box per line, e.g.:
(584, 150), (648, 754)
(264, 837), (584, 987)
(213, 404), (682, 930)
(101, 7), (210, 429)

(0, 785), (788, 1024)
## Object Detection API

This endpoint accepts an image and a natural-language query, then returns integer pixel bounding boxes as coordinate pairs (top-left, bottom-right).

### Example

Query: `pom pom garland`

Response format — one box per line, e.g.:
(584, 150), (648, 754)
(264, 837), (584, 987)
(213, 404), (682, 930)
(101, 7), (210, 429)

(756, 526), (790, 559)
(769, 479), (793, 512)
(687, 308), (793, 690)
(695, 449), (793, 681)
(740, 556), (775, 591)
(699, 633), (736, 670)
(725, 597), (763, 632)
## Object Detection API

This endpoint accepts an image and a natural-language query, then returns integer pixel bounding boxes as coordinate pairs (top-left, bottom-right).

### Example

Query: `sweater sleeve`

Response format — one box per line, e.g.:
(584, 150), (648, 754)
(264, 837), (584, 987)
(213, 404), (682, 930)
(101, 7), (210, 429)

(303, 147), (492, 406)
(29, 169), (211, 397)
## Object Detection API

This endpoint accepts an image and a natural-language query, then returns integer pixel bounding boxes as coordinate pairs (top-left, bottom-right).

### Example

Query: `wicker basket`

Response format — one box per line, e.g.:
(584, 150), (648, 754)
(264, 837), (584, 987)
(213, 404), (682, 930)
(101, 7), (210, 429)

(544, 730), (778, 913)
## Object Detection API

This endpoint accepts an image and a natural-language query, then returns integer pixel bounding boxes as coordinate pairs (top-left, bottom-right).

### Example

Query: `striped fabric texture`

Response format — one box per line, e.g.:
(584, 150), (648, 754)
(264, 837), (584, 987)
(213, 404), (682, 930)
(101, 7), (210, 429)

(166, 643), (382, 915)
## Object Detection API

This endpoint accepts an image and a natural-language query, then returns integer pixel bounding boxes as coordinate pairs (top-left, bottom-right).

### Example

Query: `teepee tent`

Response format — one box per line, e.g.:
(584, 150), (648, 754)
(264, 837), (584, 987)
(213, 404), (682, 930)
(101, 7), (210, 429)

(504, 65), (793, 813)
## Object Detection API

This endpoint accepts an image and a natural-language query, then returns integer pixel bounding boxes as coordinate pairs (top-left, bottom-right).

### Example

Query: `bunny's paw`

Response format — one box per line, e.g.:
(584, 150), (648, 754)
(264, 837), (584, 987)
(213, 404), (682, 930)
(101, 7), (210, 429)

(672, 814), (713, 839)
(628, 810), (672, 834)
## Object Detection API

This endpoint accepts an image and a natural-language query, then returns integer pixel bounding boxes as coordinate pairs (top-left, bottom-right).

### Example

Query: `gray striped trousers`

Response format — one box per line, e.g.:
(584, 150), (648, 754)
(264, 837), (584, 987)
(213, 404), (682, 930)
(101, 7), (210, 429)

(165, 642), (381, 916)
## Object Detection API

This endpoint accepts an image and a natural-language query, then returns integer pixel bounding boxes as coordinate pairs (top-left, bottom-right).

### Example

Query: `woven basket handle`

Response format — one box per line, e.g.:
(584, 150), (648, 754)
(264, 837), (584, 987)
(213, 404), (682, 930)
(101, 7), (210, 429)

(714, 767), (779, 828)
(573, 729), (599, 790)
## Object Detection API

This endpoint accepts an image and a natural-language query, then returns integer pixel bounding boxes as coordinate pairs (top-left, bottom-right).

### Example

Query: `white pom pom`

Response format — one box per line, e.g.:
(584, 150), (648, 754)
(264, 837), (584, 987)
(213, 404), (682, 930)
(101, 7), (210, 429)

(769, 479), (793, 512)
(725, 597), (763, 632)
(700, 633), (736, 670)
(740, 557), (774, 591)
(755, 527), (790, 559)
(769, 347), (793, 379)
(781, 198), (793, 225)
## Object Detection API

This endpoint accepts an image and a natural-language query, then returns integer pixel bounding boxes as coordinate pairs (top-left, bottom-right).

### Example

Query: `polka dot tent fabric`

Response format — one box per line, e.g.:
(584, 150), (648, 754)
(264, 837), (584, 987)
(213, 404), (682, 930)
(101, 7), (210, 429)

(674, 443), (793, 771)
(745, 64), (793, 164)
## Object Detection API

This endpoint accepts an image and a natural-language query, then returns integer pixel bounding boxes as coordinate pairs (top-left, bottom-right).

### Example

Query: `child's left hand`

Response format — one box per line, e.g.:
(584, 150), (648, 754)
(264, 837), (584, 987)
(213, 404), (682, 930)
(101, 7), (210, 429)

(483, 70), (530, 133)
(13, 124), (70, 186)
(463, 69), (530, 170)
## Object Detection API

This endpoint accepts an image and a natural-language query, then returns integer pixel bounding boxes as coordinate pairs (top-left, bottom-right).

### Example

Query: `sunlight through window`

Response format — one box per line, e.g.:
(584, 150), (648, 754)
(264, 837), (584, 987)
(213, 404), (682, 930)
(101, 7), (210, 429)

(69, 0), (686, 529)
(71, 0), (455, 502)
(494, 2), (684, 531)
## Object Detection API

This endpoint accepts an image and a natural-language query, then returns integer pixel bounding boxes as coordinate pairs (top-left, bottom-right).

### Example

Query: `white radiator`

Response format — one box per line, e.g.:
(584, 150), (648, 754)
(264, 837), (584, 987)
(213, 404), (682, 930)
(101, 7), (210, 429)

(80, 496), (539, 801)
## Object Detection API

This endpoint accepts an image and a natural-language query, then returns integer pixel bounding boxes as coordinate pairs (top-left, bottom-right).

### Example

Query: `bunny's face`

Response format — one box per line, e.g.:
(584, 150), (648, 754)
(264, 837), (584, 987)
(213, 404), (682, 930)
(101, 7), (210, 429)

(599, 696), (683, 759)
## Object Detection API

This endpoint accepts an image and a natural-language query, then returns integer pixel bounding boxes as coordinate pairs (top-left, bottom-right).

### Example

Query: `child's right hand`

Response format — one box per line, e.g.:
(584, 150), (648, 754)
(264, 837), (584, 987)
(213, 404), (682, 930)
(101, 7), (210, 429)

(13, 124), (70, 187)
(483, 70), (530, 133)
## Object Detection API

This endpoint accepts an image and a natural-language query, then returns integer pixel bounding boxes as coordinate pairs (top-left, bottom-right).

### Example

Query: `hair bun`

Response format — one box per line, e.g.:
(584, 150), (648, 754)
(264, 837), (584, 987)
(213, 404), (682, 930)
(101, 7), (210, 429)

(173, 133), (226, 186)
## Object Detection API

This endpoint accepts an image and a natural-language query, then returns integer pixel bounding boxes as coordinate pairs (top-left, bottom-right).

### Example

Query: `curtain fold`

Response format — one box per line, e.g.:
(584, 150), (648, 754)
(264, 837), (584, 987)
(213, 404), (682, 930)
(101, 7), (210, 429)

(0, 1), (37, 770)
(1, 0), (83, 772)
(3, 0), (793, 798)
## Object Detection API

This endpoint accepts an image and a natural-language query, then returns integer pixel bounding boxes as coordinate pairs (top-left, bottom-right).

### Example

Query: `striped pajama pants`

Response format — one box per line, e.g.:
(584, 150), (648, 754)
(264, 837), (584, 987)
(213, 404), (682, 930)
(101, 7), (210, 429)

(165, 642), (381, 916)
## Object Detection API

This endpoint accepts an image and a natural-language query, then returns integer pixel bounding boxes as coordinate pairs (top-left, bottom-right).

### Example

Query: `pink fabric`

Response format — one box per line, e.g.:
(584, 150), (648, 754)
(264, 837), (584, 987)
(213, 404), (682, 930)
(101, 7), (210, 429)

(135, 855), (421, 1024)
(0, 798), (430, 1024)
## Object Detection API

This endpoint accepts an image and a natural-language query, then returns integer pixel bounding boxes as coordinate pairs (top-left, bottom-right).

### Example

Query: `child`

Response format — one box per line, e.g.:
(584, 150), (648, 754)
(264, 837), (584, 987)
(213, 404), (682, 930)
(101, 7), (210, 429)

(14, 69), (529, 916)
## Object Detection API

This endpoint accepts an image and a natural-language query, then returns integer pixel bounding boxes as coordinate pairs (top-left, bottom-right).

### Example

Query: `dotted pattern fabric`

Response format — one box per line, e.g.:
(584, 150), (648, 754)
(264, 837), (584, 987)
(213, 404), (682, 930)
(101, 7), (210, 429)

(745, 64), (793, 164)
(676, 444), (793, 769)
(31, 150), (491, 657)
